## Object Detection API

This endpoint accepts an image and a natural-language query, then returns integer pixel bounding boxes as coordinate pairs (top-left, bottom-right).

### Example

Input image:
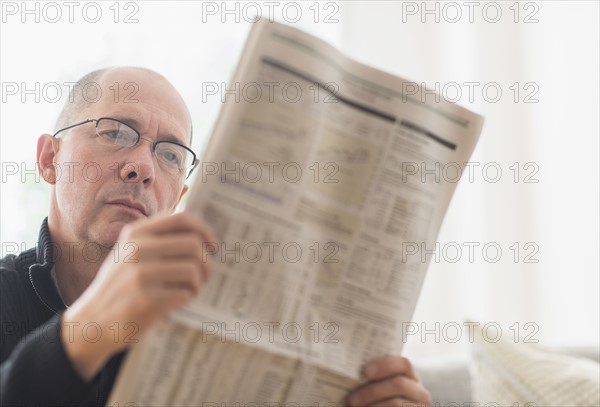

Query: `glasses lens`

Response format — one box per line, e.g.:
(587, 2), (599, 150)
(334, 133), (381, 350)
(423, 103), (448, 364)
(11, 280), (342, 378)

(155, 141), (194, 175)
(96, 119), (138, 147)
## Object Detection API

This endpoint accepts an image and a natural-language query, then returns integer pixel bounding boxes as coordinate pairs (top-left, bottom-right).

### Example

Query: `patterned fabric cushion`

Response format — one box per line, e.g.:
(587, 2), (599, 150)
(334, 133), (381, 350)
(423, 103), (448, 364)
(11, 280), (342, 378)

(470, 323), (600, 406)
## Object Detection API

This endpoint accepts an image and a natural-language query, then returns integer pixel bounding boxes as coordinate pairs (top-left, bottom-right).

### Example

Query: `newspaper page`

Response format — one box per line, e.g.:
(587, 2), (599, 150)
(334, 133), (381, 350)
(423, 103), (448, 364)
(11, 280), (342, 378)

(109, 19), (483, 406)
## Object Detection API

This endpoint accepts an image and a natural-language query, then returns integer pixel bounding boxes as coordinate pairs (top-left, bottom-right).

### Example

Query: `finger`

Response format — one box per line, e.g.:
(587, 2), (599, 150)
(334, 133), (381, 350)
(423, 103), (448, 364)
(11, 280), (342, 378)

(348, 376), (429, 407)
(371, 397), (428, 407)
(130, 212), (218, 244)
(183, 210), (220, 242)
(133, 233), (215, 263)
(149, 285), (196, 311)
(363, 356), (419, 382)
(128, 235), (215, 284)
(143, 261), (203, 295)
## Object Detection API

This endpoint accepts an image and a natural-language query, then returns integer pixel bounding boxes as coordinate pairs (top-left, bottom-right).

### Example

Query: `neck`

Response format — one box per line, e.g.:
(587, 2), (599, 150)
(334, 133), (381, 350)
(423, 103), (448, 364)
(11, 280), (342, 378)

(53, 247), (108, 306)
(47, 210), (111, 306)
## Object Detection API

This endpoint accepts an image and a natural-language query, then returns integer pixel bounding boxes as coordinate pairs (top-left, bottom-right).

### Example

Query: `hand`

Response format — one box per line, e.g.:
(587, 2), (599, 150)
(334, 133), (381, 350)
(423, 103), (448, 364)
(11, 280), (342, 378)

(347, 356), (432, 407)
(61, 212), (216, 381)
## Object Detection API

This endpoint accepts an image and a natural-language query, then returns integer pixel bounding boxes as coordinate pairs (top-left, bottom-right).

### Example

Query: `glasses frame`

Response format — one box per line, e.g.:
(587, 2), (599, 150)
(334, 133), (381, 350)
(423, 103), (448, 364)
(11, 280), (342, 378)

(52, 117), (199, 179)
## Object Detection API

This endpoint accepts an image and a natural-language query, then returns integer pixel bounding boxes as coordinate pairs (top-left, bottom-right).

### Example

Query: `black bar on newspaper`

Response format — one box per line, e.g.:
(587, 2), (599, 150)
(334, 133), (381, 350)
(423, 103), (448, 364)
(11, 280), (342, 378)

(400, 119), (457, 150)
(262, 57), (396, 123)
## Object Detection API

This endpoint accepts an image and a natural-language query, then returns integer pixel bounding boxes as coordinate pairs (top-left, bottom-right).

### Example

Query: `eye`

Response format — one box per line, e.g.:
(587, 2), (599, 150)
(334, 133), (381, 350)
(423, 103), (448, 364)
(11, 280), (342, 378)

(95, 119), (137, 145)
(98, 129), (128, 141)
(157, 146), (184, 167)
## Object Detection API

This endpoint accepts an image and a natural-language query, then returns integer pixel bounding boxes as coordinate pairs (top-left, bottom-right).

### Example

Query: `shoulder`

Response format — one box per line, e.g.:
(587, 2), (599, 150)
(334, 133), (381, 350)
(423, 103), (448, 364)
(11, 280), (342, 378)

(1, 247), (36, 276)
(0, 247), (37, 301)
(1, 247), (51, 356)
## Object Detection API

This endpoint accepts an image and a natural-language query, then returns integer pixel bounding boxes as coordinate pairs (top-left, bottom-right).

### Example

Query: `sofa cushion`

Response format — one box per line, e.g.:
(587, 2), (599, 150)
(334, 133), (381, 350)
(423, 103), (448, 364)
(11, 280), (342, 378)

(470, 324), (600, 406)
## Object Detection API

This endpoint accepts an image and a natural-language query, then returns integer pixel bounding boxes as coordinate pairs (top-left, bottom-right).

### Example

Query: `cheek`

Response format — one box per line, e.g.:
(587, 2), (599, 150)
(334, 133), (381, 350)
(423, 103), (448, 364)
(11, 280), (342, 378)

(53, 151), (112, 212)
(54, 171), (89, 212)
(156, 180), (185, 213)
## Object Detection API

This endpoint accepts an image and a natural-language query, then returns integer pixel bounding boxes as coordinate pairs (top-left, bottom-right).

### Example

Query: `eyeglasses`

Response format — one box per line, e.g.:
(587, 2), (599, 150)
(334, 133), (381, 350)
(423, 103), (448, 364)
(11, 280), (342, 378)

(53, 117), (199, 179)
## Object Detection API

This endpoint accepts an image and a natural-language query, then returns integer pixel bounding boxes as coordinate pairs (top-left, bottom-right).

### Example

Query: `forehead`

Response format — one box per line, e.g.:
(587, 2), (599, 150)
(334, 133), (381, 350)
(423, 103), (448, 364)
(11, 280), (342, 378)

(79, 69), (191, 145)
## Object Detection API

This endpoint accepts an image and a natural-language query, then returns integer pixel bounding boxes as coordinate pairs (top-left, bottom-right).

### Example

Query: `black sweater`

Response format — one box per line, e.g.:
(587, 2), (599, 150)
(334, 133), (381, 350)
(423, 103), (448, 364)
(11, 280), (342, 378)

(0, 218), (125, 406)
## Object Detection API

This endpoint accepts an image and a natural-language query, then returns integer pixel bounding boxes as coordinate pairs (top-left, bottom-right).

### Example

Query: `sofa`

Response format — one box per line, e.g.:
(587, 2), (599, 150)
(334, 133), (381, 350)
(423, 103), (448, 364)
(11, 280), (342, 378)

(414, 345), (600, 406)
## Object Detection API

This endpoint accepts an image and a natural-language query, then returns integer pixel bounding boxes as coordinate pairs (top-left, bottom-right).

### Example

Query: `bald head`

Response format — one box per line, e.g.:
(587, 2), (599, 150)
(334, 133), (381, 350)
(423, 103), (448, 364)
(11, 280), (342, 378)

(54, 67), (193, 144)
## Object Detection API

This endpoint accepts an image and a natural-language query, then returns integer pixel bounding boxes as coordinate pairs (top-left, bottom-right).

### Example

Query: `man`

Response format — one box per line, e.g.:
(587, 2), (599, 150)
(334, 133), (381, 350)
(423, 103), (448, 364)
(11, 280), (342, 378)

(0, 67), (432, 406)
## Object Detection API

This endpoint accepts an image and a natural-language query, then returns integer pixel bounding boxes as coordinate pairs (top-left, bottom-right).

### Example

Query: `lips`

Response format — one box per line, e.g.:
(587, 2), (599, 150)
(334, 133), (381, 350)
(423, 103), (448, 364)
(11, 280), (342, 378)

(108, 199), (148, 217)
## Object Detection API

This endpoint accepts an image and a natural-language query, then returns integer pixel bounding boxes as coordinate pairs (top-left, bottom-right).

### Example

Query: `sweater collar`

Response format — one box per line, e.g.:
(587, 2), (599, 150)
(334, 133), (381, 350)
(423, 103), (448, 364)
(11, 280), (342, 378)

(28, 218), (67, 315)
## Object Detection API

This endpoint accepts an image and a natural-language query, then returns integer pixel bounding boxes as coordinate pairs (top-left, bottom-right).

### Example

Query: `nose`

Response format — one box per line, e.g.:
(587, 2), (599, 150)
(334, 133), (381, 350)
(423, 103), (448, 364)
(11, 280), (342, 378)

(117, 137), (156, 185)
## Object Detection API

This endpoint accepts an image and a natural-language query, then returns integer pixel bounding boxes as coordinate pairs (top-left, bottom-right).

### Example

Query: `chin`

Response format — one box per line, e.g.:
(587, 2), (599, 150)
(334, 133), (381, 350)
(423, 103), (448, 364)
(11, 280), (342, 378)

(94, 221), (128, 248)
(87, 211), (145, 249)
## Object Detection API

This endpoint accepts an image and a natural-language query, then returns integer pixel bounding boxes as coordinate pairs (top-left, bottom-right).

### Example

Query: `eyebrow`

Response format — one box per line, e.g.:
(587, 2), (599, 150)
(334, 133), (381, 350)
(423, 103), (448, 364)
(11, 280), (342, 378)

(109, 115), (188, 145)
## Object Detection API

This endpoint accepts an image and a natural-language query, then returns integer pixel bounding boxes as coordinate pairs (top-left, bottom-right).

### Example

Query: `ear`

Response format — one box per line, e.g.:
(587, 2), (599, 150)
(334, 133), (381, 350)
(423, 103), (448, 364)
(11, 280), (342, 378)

(37, 134), (60, 184)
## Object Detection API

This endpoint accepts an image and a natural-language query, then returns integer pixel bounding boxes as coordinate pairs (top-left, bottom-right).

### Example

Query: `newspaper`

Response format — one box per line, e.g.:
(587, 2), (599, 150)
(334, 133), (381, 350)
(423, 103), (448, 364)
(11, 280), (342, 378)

(108, 20), (483, 406)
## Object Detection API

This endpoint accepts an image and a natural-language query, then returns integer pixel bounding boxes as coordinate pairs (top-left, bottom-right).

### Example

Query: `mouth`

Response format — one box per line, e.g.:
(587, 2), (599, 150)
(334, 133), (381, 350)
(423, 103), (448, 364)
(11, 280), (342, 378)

(107, 199), (148, 217)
